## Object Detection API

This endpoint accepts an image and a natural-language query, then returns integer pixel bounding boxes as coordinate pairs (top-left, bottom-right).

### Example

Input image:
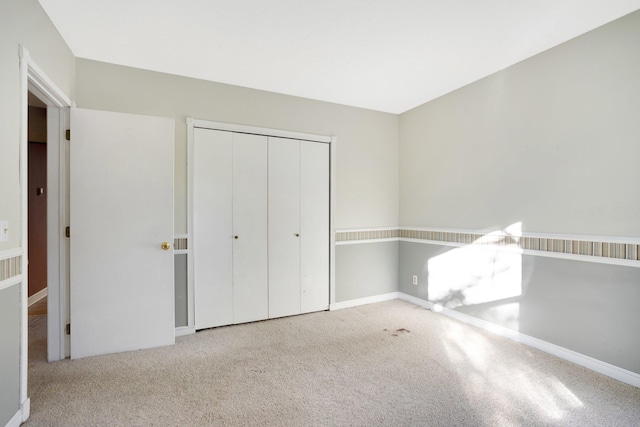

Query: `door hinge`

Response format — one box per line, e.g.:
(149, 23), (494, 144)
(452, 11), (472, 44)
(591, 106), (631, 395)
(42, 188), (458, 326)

(65, 324), (71, 335)
(65, 129), (71, 140)
(65, 226), (70, 238)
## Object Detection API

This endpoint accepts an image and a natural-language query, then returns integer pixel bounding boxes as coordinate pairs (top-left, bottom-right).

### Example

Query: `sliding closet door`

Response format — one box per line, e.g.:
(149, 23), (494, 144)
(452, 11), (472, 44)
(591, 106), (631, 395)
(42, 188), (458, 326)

(301, 141), (330, 313)
(268, 138), (301, 318)
(193, 129), (233, 329)
(233, 133), (268, 324)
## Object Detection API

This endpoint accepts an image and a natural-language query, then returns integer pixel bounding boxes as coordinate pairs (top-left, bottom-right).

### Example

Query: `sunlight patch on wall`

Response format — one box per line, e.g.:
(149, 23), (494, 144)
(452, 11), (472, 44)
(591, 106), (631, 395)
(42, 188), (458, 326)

(427, 223), (523, 309)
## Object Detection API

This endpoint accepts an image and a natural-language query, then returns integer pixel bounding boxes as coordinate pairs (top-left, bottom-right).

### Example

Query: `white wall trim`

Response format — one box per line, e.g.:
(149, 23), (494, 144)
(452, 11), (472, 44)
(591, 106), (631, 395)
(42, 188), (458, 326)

(18, 45), (31, 424)
(397, 292), (640, 389)
(399, 238), (640, 268)
(20, 47), (72, 108)
(21, 398), (30, 422)
(336, 225), (640, 246)
(399, 226), (640, 245)
(336, 226), (400, 233)
(336, 238), (399, 246)
(175, 326), (196, 337)
(28, 287), (47, 306)
(0, 248), (23, 261)
(18, 46), (73, 426)
(329, 136), (337, 307)
(188, 118), (332, 143)
(329, 292), (399, 311)
(0, 276), (22, 293)
(334, 226), (640, 267)
(5, 409), (22, 427)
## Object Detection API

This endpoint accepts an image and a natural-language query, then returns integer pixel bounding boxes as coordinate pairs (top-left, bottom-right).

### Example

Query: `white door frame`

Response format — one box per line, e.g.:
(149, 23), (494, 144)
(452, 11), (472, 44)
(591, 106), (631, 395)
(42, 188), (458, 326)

(18, 45), (72, 420)
(186, 118), (336, 333)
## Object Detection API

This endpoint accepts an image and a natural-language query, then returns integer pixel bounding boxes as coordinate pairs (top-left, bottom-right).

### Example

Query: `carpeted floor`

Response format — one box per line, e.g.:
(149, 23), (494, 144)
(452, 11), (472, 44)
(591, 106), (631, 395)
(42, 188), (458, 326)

(26, 300), (640, 426)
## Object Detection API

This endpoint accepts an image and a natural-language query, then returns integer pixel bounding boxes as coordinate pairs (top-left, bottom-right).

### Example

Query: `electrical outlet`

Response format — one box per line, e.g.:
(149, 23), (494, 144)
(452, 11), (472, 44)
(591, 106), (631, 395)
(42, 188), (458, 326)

(0, 220), (8, 243)
(412, 275), (418, 285)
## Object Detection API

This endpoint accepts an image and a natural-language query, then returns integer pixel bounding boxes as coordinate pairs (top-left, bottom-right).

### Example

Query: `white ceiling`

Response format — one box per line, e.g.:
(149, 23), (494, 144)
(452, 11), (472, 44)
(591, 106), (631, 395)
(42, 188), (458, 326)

(39, 0), (640, 114)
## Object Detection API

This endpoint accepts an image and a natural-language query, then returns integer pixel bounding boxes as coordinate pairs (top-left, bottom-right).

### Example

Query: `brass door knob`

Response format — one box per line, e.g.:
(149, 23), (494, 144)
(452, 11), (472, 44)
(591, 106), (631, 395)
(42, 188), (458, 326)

(161, 242), (171, 250)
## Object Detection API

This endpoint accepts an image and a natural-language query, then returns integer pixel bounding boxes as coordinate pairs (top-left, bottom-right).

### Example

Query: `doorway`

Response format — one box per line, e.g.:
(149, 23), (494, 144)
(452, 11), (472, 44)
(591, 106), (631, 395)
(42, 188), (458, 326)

(19, 46), (73, 419)
(27, 93), (49, 363)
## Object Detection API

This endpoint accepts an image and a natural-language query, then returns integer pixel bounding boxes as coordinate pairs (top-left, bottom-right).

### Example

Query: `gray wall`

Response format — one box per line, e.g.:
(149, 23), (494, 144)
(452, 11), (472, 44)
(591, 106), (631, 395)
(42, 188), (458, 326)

(75, 59), (400, 233)
(0, 286), (21, 426)
(399, 241), (640, 374)
(399, 10), (640, 237)
(397, 10), (640, 375)
(0, 0), (75, 252)
(174, 254), (188, 327)
(0, 0), (75, 424)
(336, 242), (399, 303)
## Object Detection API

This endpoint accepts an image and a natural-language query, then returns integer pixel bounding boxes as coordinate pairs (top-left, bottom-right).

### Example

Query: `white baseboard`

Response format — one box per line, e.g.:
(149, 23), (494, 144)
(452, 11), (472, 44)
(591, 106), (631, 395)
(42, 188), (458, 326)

(175, 326), (196, 337)
(6, 411), (22, 427)
(5, 397), (30, 427)
(397, 292), (640, 389)
(21, 398), (30, 422)
(28, 287), (47, 306)
(330, 292), (399, 311)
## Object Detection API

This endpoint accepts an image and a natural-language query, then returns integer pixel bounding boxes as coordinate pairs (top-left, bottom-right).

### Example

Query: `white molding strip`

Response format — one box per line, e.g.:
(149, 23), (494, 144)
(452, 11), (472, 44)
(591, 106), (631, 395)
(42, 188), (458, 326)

(336, 238), (399, 246)
(0, 276), (22, 293)
(336, 226), (400, 233)
(6, 410), (22, 427)
(399, 238), (640, 268)
(21, 398), (30, 423)
(4, 396), (29, 427)
(329, 292), (399, 311)
(175, 326), (196, 337)
(397, 293), (640, 389)
(28, 287), (47, 307)
(20, 46), (72, 108)
(334, 227), (640, 267)
(400, 225), (640, 245)
(0, 248), (23, 261)
(188, 118), (332, 144)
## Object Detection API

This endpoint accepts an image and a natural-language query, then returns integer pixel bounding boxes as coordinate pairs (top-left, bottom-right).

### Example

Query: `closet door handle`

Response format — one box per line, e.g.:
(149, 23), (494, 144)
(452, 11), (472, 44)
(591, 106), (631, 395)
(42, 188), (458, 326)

(295, 233), (300, 237)
(234, 235), (239, 239)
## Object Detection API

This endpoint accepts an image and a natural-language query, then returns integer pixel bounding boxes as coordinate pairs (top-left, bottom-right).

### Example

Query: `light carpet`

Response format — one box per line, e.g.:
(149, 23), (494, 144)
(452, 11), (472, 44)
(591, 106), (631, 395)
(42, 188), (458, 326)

(26, 300), (640, 426)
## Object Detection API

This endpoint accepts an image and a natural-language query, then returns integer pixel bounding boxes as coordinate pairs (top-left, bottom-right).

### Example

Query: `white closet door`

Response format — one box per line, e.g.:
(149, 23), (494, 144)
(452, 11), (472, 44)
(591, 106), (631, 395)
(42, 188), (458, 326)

(268, 137), (301, 318)
(193, 129), (233, 329)
(233, 133), (268, 324)
(301, 141), (330, 313)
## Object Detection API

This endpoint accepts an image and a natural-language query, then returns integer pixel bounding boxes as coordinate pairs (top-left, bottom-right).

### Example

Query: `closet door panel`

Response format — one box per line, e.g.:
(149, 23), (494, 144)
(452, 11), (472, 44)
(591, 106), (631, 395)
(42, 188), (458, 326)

(233, 133), (269, 324)
(300, 142), (330, 313)
(193, 129), (233, 329)
(268, 137), (301, 318)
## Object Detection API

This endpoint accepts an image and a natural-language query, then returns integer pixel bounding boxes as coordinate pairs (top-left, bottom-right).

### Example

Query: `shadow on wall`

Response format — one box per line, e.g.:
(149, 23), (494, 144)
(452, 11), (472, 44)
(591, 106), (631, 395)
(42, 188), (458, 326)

(424, 222), (529, 331)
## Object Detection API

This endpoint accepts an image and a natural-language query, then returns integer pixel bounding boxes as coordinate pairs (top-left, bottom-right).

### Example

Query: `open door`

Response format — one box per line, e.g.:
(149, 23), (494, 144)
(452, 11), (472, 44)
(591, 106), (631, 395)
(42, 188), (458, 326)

(69, 108), (175, 359)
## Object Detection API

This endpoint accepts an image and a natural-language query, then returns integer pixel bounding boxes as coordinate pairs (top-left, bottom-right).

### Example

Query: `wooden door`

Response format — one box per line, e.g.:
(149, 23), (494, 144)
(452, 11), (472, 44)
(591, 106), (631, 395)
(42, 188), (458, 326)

(70, 108), (175, 359)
